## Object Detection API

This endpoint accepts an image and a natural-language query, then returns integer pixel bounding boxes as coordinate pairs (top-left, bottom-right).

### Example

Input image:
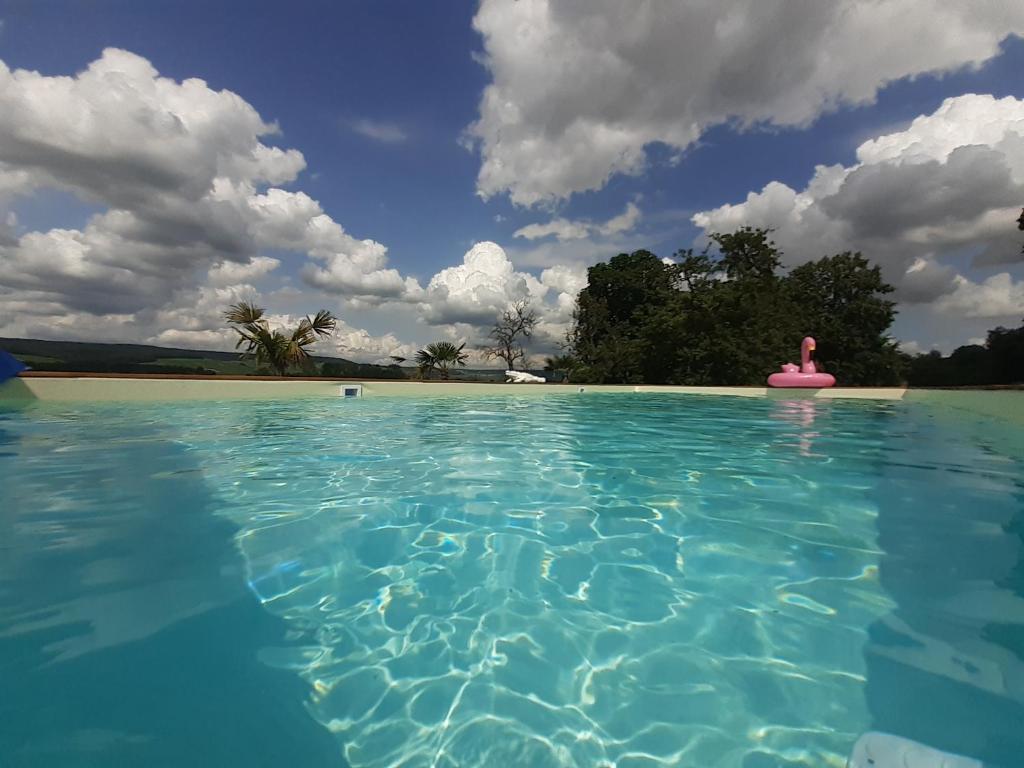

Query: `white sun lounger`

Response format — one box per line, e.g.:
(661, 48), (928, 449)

(505, 370), (546, 383)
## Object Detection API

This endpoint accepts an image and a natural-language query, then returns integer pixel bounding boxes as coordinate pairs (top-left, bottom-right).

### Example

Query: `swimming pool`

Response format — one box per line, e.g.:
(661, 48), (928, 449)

(1, 394), (1022, 767)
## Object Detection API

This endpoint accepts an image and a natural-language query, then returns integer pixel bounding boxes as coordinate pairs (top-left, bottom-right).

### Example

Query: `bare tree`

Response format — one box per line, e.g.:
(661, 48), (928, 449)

(482, 300), (538, 370)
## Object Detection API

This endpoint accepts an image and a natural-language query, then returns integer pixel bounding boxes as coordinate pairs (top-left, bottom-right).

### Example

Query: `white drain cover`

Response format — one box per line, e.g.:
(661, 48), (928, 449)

(848, 732), (981, 768)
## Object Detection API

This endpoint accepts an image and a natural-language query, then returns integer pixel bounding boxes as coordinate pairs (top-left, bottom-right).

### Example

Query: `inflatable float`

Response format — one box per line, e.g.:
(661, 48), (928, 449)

(767, 336), (835, 388)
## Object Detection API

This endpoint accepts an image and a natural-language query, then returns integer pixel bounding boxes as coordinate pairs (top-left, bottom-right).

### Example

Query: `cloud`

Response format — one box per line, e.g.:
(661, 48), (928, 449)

(241, 187), (420, 299)
(347, 118), (408, 144)
(0, 49), (589, 363)
(0, 210), (16, 245)
(898, 340), (929, 355)
(514, 218), (591, 243)
(692, 94), (1024, 304)
(467, 0), (1024, 205)
(418, 241), (539, 325)
(0, 48), (427, 349)
(514, 201), (641, 241)
(538, 263), (587, 327)
(599, 201), (642, 236)
(0, 270), (424, 364)
(934, 273), (1024, 319)
(207, 255), (280, 286)
(407, 241), (585, 358)
(899, 257), (958, 304)
(0, 48), (304, 204)
(327, 320), (418, 364)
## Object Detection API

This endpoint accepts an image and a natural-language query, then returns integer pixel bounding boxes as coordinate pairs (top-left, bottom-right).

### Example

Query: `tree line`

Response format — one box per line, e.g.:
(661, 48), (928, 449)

(568, 228), (904, 386)
(906, 324), (1024, 387)
(222, 220), (1022, 385)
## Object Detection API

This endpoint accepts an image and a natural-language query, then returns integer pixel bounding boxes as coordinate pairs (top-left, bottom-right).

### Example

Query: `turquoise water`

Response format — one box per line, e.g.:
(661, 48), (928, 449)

(1, 394), (1022, 767)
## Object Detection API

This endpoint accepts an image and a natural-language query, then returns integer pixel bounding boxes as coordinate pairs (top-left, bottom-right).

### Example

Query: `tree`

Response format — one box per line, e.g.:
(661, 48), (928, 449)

(224, 301), (337, 376)
(571, 250), (679, 383)
(568, 229), (905, 386)
(906, 350), (950, 386)
(694, 229), (798, 384)
(322, 360), (405, 379)
(482, 300), (537, 370)
(543, 354), (577, 383)
(894, 318), (1024, 386)
(786, 253), (902, 386)
(987, 321), (1024, 383)
(712, 227), (782, 282)
(415, 342), (468, 380)
(907, 344), (993, 386)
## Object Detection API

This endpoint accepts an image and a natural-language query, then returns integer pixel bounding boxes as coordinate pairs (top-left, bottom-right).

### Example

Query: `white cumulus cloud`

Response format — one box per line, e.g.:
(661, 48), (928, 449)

(409, 241), (586, 356)
(0, 49), (423, 350)
(935, 273), (1024, 319)
(418, 241), (540, 325)
(468, 0), (1024, 205)
(207, 255), (280, 287)
(515, 202), (641, 241)
(347, 118), (408, 144)
(328, 320), (419, 365)
(692, 94), (1024, 306)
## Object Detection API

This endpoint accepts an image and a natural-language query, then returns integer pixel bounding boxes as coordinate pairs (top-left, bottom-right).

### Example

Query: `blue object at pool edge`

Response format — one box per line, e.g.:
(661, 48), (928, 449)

(0, 349), (28, 382)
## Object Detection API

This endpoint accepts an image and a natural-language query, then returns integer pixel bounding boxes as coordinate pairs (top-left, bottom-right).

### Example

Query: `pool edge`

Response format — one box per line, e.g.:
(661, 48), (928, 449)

(3, 376), (1021, 426)
(3, 375), (905, 402)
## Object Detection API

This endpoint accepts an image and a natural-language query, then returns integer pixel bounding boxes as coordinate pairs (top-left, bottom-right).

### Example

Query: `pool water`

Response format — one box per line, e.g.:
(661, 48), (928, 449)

(1, 394), (1022, 767)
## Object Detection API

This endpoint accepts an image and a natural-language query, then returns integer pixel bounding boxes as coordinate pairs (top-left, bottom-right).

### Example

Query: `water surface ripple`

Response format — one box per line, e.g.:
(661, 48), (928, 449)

(1, 394), (1022, 767)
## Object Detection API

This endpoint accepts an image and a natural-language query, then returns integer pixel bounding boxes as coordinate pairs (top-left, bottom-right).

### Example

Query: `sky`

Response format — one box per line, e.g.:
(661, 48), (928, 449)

(1, 0), (1023, 364)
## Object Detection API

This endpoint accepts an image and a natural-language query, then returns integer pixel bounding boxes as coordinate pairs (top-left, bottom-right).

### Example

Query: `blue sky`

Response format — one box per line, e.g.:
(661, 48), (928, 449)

(1, 1), (1023, 361)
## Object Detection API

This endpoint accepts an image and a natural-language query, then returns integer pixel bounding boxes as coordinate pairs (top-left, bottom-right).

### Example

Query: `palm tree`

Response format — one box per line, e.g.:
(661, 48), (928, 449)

(415, 341), (468, 380)
(544, 354), (577, 383)
(224, 301), (337, 376)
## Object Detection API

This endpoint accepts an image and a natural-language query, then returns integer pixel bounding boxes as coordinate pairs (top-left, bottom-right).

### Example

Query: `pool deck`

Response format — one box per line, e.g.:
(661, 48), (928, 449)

(1, 371), (905, 401)
(2, 372), (1023, 425)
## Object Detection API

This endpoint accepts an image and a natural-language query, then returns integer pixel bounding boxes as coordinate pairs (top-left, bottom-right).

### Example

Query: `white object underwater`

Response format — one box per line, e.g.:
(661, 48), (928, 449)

(848, 732), (982, 768)
(505, 370), (546, 383)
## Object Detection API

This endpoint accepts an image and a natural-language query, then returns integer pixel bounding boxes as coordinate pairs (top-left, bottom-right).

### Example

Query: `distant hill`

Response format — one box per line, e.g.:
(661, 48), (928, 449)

(0, 337), (407, 379)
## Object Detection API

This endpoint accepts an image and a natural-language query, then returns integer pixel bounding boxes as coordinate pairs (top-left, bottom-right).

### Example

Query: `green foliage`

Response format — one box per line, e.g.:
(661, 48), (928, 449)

(321, 361), (406, 379)
(415, 341), (468, 380)
(988, 322), (1024, 383)
(906, 320), (1024, 386)
(224, 301), (337, 376)
(571, 250), (678, 383)
(786, 253), (902, 386)
(543, 354), (577, 382)
(712, 227), (782, 282)
(570, 228), (904, 386)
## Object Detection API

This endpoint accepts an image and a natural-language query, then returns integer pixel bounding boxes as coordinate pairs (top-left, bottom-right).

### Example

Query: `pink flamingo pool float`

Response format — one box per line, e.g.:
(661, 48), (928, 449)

(767, 336), (836, 388)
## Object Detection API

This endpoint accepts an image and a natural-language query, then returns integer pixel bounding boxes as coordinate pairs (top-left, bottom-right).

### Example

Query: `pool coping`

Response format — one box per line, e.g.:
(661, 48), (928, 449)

(2, 373), (1023, 425)
(0, 372), (906, 400)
